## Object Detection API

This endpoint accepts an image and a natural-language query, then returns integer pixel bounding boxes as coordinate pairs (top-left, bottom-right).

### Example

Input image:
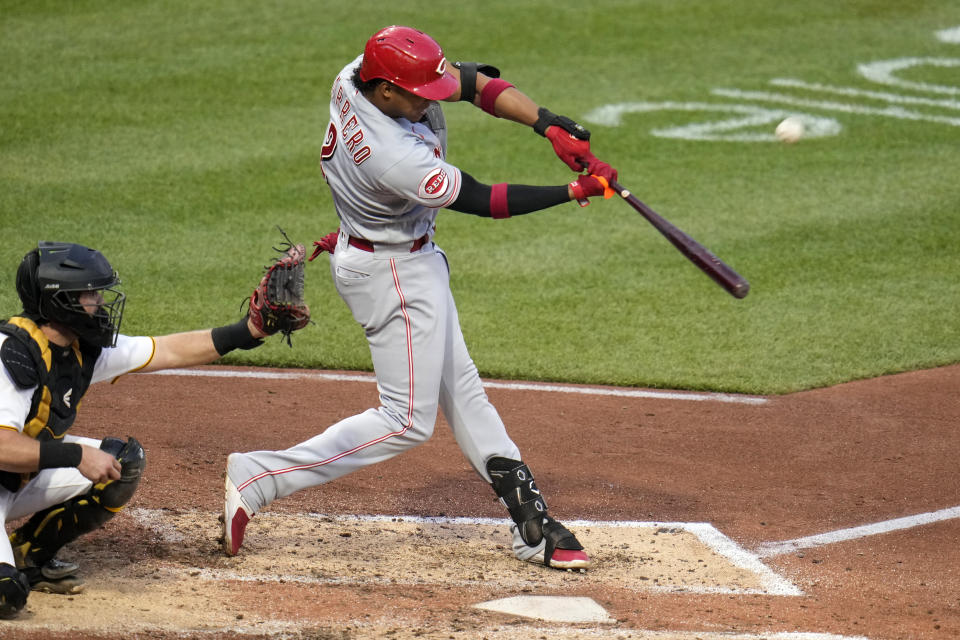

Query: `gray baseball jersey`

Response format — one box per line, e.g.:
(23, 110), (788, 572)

(320, 55), (462, 244)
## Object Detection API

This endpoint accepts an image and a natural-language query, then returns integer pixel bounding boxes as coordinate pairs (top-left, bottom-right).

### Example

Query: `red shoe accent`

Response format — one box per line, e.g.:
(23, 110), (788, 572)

(548, 548), (591, 570)
(228, 509), (250, 556)
(223, 465), (255, 557)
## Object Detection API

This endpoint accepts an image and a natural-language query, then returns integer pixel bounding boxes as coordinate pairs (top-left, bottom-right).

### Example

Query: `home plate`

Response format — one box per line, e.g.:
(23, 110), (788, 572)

(474, 595), (616, 623)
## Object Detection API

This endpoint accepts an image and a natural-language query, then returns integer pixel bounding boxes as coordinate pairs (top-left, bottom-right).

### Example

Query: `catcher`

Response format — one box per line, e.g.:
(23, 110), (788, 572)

(0, 238), (307, 618)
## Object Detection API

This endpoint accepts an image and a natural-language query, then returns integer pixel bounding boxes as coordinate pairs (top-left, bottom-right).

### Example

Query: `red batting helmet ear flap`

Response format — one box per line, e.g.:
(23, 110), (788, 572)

(359, 25), (458, 100)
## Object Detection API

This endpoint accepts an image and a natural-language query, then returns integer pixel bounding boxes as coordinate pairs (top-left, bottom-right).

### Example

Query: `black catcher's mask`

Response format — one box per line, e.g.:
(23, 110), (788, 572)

(15, 242), (126, 347)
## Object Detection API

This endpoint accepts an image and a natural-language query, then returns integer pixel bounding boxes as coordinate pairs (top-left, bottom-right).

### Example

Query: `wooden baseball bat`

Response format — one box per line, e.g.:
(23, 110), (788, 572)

(609, 180), (750, 299)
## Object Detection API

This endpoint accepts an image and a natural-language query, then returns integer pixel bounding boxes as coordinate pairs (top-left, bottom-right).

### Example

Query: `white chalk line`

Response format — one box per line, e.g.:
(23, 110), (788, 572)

(858, 57), (960, 96)
(319, 514), (795, 595)
(938, 26), (960, 44)
(711, 88), (960, 127)
(769, 77), (960, 110)
(127, 508), (800, 596)
(582, 101), (844, 142)
(755, 505), (960, 557)
(148, 367), (769, 405)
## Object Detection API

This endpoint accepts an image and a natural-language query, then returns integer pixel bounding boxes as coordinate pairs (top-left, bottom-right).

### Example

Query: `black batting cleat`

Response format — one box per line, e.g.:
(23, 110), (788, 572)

(510, 516), (591, 571)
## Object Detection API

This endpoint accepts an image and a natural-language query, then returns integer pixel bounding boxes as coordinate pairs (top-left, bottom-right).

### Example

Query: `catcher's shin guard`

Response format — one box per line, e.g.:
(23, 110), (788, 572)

(10, 437), (146, 570)
(0, 563), (30, 619)
(486, 457), (548, 546)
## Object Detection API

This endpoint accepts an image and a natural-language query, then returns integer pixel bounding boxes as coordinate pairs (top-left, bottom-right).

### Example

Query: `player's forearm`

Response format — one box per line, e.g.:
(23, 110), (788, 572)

(449, 171), (613, 218)
(474, 74), (540, 126)
(451, 66), (612, 179)
(143, 330), (221, 372)
(142, 319), (266, 373)
(447, 65), (558, 131)
(0, 428), (41, 473)
(448, 171), (571, 218)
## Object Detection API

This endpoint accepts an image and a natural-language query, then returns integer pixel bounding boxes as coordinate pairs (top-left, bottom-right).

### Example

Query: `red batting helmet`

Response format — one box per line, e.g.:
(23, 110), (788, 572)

(359, 26), (458, 100)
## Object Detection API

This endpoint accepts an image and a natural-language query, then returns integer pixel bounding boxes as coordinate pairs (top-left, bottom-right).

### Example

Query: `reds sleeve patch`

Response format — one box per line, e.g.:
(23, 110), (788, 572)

(419, 168), (450, 199)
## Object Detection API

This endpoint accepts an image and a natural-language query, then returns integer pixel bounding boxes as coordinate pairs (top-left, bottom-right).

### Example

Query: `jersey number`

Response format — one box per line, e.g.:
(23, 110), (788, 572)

(321, 122), (372, 166)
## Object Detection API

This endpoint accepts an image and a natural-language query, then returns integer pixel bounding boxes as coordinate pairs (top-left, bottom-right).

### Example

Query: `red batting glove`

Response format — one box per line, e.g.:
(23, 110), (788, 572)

(569, 174), (612, 207)
(545, 126), (591, 172)
(583, 154), (618, 183)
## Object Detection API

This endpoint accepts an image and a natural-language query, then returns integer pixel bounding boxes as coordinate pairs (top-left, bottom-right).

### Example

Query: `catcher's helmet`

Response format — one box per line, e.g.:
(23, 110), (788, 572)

(358, 26), (458, 100)
(15, 242), (126, 347)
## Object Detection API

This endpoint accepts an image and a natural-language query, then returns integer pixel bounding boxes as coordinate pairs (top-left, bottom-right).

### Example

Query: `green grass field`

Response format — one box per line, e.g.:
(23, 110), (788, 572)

(1, 0), (958, 394)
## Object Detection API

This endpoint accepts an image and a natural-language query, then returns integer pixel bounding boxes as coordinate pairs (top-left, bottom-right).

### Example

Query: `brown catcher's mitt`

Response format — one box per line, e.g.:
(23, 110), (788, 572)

(249, 228), (310, 345)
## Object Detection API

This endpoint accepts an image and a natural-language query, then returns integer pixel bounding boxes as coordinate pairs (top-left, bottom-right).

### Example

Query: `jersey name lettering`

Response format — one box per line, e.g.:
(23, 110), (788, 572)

(328, 75), (372, 166)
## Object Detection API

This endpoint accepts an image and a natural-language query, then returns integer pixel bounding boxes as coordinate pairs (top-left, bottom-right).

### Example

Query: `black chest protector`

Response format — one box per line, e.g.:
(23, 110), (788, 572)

(0, 316), (101, 491)
(0, 316), (102, 440)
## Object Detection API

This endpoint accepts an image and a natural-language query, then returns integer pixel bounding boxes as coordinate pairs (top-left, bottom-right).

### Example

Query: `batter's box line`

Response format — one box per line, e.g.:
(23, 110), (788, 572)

(127, 509), (802, 596)
(307, 514), (801, 595)
(755, 505), (960, 557)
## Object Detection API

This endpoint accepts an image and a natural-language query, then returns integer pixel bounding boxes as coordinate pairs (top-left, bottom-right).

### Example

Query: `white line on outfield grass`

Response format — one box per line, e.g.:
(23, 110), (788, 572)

(755, 505), (960, 557)
(938, 26), (960, 44)
(711, 88), (960, 127)
(769, 77), (960, 110)
(148, 368), (769, 405)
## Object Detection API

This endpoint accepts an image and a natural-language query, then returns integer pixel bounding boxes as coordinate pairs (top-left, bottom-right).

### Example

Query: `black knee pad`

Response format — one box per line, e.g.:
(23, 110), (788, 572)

(486, 456), (548, 546)
(98, 436), (146, 509)
(0, 563), (29, 619)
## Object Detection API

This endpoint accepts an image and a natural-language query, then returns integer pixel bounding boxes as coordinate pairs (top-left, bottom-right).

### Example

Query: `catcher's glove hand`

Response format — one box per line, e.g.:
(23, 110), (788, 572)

(249, 228), (310, 345)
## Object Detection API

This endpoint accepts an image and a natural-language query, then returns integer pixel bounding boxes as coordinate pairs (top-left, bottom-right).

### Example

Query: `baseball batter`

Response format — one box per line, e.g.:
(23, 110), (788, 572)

(0, 241), (297, 618)
(223, 25), (618, 570)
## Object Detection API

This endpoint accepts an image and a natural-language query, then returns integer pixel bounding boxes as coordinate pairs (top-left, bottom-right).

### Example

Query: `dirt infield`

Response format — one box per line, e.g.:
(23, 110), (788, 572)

(1, 364), (958, 639)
